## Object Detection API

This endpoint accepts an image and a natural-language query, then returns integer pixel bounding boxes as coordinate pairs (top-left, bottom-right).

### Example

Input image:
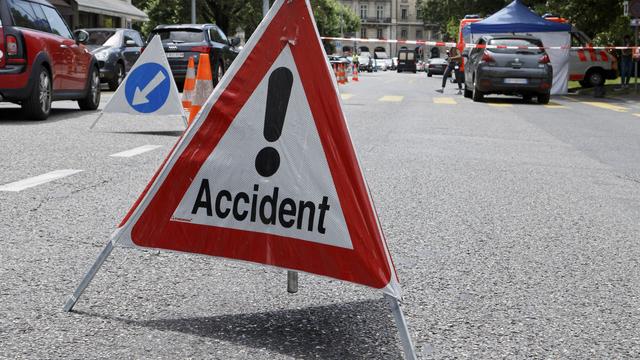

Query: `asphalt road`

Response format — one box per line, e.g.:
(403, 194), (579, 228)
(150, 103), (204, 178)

(1, 71), (639, 359)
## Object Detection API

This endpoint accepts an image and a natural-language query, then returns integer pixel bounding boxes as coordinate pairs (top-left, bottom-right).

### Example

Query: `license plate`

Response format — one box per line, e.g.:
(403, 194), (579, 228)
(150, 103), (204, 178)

(504, 78), (528, 84)
(166, 52), (184, 58)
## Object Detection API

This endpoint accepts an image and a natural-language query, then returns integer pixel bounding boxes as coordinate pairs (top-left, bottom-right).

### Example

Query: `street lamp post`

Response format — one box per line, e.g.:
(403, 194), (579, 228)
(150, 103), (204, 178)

(191, 0), (196, 24)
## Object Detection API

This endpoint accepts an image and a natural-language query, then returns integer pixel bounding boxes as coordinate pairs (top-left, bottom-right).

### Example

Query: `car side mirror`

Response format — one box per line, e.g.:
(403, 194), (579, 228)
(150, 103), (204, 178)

(125, 40), (137, 47)
(75, 30), (89, 44)
(230, 37), (241, 47)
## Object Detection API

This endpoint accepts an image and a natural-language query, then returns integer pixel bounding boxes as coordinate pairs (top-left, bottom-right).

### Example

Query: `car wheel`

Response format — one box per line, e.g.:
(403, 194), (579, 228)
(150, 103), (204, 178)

(472, 78), (484, 102)
(464, 85), (473, 98)
(586, 70), (605, 87)
(427, 72), (432, 77)
(22, 66), (52, 120)
(522, 94), (533, 103)
(78, 66), (101, 111)
(537, 93), (550, 104)
(108, 62), (125, 91)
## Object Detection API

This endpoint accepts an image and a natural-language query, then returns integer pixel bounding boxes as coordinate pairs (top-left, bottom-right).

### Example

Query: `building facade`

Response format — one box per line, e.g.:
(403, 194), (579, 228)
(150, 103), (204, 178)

(337, 0), (439, 57)
(51, 0), (147, 30)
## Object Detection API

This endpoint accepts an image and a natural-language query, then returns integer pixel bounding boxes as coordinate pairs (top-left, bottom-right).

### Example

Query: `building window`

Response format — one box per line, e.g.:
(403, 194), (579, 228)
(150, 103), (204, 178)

(417, 9), (422, 19)
(377, 28), (383, 39)
(401, 8), (408, 20)
(376, 5), (384, 19)
(416, 30), (423, 39)
(360, 4), (367, 19)
(401, 29), (407, 39)
(360, 27), (367, 39)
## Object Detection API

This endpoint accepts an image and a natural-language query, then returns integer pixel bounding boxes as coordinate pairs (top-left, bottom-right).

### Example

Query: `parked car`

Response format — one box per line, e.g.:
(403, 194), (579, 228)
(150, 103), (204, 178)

(416, 60), (425, 72)
(396, 49), (416, 73)
(0, 0), (100, 120)
(426, 57), (448, 76)
(464, 35), (552, 104)
(149, 24), (240, 89)
(374, 52), (389, 71)
(74, 28), (143, 90)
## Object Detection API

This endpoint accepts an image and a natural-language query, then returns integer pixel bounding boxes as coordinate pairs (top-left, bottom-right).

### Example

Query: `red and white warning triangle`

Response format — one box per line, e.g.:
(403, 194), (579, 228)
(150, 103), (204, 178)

(115, 0), (401, 298)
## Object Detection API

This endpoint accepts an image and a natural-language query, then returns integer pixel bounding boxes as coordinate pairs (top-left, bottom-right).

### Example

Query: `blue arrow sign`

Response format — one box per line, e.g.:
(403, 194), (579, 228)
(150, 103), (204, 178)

(125, 63), (171, 113)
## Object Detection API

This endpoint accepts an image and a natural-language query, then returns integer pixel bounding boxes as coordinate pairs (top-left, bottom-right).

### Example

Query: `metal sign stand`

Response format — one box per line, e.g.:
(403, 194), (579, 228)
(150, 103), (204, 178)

(631, 17), (640, 94)
(385, 294), (418, 360)
(64, 237), (418, 360)
(63, 236), (116, 312)
(89, 112), (103, 130)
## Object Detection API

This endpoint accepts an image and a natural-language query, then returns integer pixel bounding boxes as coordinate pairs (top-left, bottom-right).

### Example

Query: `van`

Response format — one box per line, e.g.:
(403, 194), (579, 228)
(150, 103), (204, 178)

(396, 49), (416, 73)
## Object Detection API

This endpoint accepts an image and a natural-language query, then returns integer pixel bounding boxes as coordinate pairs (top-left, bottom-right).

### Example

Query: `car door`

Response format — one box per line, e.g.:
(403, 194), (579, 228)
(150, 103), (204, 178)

(8, 0), (65, 89)
(40, 4), (86, 90)
(122, 31), (142, 72)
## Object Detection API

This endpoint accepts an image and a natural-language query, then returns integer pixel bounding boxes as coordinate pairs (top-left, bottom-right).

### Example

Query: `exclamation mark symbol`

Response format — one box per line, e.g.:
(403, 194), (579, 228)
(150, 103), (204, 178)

(255, 67), (293, 177)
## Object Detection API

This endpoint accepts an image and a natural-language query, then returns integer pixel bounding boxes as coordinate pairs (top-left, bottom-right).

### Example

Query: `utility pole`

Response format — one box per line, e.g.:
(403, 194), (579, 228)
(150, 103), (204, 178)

(191, 0), (196, 24)
(263, 0), (269, 17)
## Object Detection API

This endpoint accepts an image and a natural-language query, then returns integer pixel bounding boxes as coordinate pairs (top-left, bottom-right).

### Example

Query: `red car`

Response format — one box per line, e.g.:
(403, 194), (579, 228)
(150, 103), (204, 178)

(0, 0), (100, 120)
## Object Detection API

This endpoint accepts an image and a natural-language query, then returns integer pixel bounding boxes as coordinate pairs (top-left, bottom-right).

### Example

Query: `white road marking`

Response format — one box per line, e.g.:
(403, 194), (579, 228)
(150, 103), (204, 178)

(340, 93), (354, 100)
(0, 169), (83, 192)
(110, 145), (163, 158)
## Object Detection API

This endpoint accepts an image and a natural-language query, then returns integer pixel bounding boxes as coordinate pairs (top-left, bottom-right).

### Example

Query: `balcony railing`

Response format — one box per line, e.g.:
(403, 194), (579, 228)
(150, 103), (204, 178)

(361, 17), (392, 24)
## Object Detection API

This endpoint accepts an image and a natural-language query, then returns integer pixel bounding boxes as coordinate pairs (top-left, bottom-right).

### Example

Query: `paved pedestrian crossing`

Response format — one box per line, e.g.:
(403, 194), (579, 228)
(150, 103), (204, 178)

(338, 87), (640, 118)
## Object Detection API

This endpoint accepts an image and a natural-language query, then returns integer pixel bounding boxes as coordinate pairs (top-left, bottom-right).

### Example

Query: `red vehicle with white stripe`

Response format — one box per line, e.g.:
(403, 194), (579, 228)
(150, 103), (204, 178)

(543, 15), (617, 87)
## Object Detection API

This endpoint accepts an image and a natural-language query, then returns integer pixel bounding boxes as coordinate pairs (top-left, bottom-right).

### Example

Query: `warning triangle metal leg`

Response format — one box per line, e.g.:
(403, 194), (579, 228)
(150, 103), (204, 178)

(89, 112), (104, 130)
(385, 293), (418, 360)
(63, 237), (116, 312)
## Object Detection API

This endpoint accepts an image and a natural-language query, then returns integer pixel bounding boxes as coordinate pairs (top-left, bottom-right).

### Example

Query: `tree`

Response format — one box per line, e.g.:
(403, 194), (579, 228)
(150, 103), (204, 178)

(134, 0), (359, 41)
(417, 0), (628, 45)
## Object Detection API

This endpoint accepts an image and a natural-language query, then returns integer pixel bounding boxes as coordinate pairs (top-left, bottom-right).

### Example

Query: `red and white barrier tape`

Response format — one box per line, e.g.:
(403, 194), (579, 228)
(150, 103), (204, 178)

(320, 36), (640, 51)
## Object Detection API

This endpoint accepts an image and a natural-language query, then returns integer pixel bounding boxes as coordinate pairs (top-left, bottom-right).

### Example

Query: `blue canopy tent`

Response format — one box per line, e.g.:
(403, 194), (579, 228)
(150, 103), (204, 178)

(465, 0), (571, 94)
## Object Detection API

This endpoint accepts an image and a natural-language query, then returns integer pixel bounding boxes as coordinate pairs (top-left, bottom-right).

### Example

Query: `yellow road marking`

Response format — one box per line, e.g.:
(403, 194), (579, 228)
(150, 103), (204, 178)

(340, 93), (354, 100)
(544, 101), (567, 109)
(433, 97), (457, 105)
(582, 101), (629, 112)
(379, 95), (404, 102)
(488, 103), (513, 107)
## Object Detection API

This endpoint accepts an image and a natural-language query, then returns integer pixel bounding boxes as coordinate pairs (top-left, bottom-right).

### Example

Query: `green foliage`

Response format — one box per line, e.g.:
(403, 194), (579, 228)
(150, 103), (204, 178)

(133, 0), (359, 41)
(417, 0), (630, 45)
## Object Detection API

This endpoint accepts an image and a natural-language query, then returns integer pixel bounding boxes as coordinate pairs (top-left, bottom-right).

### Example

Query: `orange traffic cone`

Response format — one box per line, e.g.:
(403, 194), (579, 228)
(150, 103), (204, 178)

(333, 63), (339, 83)
(338, 64), (346, 85)
(181, 56), (196, 111)
(343, 63), (349, 83)
(352, 63), (359, 82)
(188, 53), (214, 125)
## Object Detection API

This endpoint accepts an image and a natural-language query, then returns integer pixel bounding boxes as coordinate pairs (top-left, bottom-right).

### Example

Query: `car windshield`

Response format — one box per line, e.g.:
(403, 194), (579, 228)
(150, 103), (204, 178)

(82, 30), (121, 47)
(488, 38), (544, 54)
(153, 29), (205, 43)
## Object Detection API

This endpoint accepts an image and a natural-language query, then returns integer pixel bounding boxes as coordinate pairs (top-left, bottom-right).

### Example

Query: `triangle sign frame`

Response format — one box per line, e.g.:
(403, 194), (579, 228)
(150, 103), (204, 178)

(64, 1), (416, 358)
(90, 35), (187, 129)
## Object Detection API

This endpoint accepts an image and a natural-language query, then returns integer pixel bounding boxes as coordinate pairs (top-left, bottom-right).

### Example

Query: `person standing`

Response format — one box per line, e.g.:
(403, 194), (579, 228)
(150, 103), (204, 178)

(437, 46), (463, 94)
(619, 35), (633, 89)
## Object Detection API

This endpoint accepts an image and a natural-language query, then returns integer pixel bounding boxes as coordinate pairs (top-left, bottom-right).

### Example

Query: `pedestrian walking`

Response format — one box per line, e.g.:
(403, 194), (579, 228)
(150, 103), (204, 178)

(618, 35), (633, 89)
(437, 46), (463, 94)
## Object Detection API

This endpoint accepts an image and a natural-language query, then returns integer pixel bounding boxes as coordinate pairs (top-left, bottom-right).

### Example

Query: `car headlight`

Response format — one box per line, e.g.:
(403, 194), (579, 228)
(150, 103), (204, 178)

(94, 51), (109, 61)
